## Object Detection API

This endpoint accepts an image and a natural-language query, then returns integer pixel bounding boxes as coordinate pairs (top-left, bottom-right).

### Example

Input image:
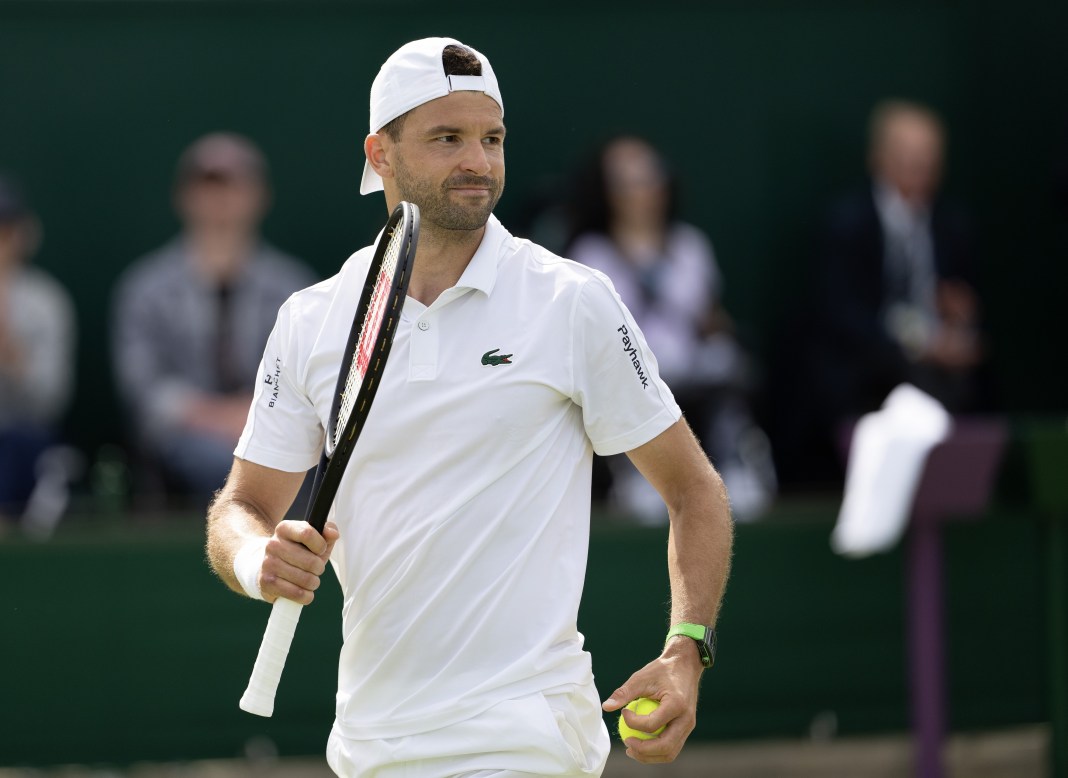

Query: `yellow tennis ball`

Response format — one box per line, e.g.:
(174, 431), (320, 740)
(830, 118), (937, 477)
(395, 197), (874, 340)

(618, 697), (665, 742)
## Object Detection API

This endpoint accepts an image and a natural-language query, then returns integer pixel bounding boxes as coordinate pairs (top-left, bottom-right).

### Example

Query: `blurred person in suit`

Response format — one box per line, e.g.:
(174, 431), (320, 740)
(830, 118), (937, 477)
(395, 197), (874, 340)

(772, 100), (988, 488)
(0, 175), (76, 528)
(566, 135), (775, 521)
(111, 133), (316, 506)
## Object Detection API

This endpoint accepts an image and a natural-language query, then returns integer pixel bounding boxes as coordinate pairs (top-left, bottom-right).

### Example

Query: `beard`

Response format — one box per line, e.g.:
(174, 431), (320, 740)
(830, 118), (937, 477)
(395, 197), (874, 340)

(393, 154), (504, 232)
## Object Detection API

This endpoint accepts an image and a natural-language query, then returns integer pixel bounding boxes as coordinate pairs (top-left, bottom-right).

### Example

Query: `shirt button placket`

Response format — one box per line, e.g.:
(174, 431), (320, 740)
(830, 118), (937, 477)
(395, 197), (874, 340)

(409, 315), (437, 381)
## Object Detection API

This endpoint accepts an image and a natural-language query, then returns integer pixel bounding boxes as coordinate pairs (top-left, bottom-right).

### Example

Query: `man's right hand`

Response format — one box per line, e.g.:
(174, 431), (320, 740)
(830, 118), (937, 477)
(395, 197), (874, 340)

(923, 325), (982, 370)
(260, 520), (340, 605)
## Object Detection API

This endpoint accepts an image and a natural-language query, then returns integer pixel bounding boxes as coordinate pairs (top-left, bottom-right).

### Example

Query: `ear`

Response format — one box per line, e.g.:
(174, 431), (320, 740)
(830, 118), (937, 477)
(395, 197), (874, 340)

(365, 133), (393, 182)
(254, 180), (273, 218)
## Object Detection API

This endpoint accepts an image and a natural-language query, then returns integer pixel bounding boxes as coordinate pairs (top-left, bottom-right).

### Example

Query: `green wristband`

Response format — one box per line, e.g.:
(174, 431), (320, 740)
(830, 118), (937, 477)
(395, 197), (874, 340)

(666, 623), (716, 668)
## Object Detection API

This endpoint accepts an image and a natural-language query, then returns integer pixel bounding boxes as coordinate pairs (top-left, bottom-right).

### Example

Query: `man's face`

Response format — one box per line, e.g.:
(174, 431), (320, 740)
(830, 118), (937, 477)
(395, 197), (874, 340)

(385, 91), (505, 232)
(873, 113), (944, 207)
(176, 170), (268, 234)
(603, 138), (669, 228)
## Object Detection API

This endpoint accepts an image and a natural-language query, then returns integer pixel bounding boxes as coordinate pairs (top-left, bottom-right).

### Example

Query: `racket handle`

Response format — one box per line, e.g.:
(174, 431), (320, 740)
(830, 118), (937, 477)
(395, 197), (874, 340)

(239, 597), (304, 717)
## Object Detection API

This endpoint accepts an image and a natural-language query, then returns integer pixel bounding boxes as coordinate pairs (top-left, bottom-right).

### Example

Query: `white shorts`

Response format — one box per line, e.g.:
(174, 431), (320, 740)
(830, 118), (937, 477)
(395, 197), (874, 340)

(325, 684), (610, 778)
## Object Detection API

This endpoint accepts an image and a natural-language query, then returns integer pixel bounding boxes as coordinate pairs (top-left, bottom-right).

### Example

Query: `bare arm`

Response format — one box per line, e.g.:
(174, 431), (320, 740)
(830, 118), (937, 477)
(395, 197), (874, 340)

(601, 418), (734, 764)
(206, 457), (339, 605)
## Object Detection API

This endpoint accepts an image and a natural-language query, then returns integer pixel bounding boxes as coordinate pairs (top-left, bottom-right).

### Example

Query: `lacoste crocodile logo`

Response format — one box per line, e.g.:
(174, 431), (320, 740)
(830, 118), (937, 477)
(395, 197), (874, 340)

(481, 348), (513, 366)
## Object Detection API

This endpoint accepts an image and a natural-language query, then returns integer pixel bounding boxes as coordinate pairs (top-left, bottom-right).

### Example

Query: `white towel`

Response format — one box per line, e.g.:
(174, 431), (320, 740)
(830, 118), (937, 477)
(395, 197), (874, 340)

(831, 384), (952, 558)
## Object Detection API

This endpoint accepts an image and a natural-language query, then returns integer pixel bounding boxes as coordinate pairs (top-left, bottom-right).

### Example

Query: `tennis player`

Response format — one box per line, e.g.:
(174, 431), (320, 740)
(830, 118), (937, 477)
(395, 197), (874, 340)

(206, 37), (733, 777)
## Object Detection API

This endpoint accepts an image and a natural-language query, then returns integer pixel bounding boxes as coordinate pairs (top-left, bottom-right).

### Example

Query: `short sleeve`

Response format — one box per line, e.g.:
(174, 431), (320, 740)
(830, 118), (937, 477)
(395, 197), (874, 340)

(234, 297), (325, 472)
(571, 272), (682, 456)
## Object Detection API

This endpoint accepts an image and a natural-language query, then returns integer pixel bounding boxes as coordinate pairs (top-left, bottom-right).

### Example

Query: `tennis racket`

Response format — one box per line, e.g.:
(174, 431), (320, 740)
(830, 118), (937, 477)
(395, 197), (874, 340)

(239, 201), (420, 717)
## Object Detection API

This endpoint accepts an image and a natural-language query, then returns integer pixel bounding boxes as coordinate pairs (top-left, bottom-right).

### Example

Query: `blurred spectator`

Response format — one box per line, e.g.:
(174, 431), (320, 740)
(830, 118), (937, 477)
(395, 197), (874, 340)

(773, 100), (988, 488)
(111, 133), (316, 505)
(0, 175), (76, 528)
(566, 135), (776, 521)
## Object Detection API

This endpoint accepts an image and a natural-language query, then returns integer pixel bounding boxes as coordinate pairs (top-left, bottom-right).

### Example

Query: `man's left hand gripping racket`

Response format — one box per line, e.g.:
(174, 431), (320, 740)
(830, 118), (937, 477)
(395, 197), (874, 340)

(239, 201), (419, 717)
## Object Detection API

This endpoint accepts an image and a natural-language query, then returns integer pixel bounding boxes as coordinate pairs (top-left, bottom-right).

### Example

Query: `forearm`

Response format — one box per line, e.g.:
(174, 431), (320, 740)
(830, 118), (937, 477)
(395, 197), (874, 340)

(667, 466), (733, 628)
(205, 489), (276, 596)
(205, 458), (315, 600)
(604, 425), (732, 763)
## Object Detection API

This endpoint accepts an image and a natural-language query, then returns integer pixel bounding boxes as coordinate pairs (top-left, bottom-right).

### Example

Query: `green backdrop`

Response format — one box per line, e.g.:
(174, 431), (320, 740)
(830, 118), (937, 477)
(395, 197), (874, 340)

(2, 6), (1064, 767)
(1, 0), (1066, 462)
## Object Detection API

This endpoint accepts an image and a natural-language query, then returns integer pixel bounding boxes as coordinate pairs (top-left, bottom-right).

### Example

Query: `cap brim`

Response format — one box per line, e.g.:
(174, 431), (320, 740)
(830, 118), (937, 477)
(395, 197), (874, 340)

(360, 160), (383, 196)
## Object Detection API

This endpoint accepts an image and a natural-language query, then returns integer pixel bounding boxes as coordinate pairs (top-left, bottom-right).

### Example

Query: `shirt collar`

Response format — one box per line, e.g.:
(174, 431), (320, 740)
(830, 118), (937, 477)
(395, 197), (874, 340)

(453, 213), (508, 296)
(873, 179), (931, 231)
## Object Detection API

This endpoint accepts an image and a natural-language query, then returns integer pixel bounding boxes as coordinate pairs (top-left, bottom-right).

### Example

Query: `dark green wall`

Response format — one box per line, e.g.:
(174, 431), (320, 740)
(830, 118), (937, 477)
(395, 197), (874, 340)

(2, 0), (1066, 459)
(0, 509), (1047, 767)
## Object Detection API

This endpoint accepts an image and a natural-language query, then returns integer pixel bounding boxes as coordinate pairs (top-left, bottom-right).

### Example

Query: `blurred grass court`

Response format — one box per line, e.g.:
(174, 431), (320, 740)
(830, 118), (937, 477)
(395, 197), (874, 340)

(0, 727), (1050, 777)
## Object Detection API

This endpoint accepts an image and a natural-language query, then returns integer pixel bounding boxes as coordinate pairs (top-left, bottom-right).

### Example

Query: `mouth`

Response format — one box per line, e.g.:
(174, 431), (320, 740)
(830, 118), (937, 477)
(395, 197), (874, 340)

(447, 177), (494, 196)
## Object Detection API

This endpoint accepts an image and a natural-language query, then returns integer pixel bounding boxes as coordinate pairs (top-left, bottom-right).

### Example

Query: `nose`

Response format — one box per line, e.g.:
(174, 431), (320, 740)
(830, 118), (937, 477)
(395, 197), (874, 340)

(459, 141), (491, 176)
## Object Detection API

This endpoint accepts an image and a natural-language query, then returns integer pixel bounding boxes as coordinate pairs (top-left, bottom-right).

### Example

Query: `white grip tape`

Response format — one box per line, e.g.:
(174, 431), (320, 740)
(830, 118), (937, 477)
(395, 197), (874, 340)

(239, 597), (304, 717)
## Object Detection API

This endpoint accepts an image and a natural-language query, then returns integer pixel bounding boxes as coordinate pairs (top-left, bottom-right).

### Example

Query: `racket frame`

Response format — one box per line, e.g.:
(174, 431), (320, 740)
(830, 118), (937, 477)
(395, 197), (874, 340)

(239, 200), (419, 717)
(305, 200), (419, 533)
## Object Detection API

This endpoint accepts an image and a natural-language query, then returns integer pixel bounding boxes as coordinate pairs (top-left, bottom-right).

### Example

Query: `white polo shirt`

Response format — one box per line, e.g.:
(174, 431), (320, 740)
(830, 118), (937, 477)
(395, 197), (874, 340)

(236, 214), (681, 741)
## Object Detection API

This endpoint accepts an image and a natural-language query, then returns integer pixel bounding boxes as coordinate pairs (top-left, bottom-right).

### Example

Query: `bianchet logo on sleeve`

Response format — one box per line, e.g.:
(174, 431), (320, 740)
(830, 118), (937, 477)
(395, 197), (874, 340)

(264, 357), (282, 407)
(617, 324), (649, 388)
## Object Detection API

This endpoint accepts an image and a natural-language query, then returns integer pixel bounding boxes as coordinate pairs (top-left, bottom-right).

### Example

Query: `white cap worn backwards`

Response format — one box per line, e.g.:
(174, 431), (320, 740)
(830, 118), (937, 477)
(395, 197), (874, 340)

(360, 37), (504, 196)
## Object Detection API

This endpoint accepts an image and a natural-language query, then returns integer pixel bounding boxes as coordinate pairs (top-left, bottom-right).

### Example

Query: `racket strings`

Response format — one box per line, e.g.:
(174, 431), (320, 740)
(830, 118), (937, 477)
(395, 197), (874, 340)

(332, 227), (405, 450)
